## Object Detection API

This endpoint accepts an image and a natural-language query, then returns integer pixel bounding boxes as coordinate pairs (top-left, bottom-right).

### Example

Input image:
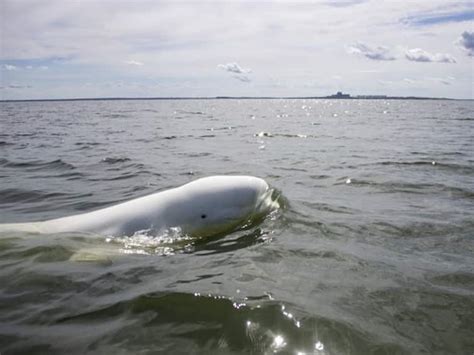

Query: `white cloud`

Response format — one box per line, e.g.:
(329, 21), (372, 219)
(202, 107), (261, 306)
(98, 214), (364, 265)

(124, 60), (144, 66)
(217, 62), (251, 74)
(456, 31), (474, 56)
(405, 48), (456, 63)
(347, 42), (396, 61)
(3, 64), (18, 71)
(218, 62), (252, 82)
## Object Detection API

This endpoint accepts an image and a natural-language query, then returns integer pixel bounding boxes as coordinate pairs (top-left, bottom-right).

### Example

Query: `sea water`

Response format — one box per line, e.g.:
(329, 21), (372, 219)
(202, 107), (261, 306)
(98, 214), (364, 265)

(0, 99), (473, 354)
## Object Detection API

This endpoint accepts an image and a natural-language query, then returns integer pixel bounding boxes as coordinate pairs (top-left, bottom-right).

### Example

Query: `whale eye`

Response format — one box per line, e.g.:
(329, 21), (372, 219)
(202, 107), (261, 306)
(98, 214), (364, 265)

(201, 214), (207, 219)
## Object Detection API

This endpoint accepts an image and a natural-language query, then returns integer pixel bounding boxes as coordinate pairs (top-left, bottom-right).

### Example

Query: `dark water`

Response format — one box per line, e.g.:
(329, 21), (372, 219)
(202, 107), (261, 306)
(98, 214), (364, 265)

(0, 99), (473, 354)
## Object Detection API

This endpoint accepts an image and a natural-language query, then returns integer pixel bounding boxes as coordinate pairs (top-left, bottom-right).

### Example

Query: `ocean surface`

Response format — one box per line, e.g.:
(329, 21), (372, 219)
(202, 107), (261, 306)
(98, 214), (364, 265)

(0, 99), (473, 354)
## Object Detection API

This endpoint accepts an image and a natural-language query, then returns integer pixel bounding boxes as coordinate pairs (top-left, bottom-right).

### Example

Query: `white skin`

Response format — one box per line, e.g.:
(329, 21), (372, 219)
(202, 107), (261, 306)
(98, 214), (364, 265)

(0, 176), (277, 238)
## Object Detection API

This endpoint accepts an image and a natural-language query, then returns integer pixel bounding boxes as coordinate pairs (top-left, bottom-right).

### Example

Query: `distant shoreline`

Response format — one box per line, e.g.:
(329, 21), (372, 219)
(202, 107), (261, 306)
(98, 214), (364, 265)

(0, 95), (470, 103)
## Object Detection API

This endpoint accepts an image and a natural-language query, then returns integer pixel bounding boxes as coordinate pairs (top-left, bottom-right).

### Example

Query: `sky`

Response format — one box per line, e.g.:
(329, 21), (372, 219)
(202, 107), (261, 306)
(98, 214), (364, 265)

(1, 0), (473, 100)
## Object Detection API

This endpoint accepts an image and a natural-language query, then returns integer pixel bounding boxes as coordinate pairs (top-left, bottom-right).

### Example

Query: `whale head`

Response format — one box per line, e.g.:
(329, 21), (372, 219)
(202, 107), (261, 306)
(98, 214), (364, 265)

(164, 176), (279, 238)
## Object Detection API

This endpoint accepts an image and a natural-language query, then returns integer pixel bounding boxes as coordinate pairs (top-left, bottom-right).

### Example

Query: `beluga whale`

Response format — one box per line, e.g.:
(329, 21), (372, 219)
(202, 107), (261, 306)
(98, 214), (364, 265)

(0, 176), (279, 239)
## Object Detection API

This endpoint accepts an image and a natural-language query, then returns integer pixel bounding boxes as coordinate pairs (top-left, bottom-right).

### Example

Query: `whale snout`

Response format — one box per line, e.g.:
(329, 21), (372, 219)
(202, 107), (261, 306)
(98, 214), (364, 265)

(214, 176), (278, 222)
(178, 176), (279, 238)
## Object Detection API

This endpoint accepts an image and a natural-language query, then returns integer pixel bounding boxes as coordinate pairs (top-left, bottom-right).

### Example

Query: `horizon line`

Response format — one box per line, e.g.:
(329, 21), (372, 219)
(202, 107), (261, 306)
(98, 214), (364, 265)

(1, 94), (470, 103)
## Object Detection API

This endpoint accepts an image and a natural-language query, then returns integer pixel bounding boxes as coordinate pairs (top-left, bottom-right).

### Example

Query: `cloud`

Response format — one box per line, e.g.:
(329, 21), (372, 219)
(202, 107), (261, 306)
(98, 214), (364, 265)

(124, 60), (144, 66)
(7, 84), (32, 89)
(347, 42), (396, 61)
(1, 1), (472, 99)
(218, 62), (252, 82)
(430, 77), (452, 85)
(323, 0), (366, 7)
(405, 48), (456, 63)
(3, 64), (18, 71)
(232, 75), (251, 83)
(217, 62), (251, 74)
(402, 9), (474, 26)
(456, 31), (474, 56)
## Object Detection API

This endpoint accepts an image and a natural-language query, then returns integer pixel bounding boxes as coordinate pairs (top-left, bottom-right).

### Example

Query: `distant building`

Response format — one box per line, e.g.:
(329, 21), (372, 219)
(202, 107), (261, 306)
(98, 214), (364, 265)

(326, 91), (351, 99)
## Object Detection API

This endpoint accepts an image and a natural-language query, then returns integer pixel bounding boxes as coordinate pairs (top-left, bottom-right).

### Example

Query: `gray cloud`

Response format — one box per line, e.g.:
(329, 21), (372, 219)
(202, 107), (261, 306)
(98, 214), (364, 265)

(405, 48), (456, 63)
(217, 62), (251, 74)
(323, 0), (366, 7)
(7, 84), (33, 89)
(232, 75), (251, 83)
(218, 62), (252, 82)
(402, 9), (474, 26)
(432, 78), (452, 85)
(347, 42), (396, 61)
(457, 31), (474, 56)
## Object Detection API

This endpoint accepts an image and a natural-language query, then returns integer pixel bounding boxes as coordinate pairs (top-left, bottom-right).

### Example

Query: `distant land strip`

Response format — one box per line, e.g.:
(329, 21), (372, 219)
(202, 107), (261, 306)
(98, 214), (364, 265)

(0, 95), (469, 103)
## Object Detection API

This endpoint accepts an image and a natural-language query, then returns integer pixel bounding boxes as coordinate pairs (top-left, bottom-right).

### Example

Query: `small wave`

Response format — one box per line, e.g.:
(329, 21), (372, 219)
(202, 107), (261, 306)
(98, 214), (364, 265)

(2, 245), (74, 263)
(377, 160), (437, 166)
(74, 142), (101, 148)
(301, 201), (355, 215)
(0, 188), (70, 204)
(208, 126), (237, 131)
(175, 110), (204, 115)
(89, 173), (141, 182)
(255, 132), (313, 139)
(51, 291), (390, 354)
(309, 174), (331, 180)
(181, 152), (212, 158)
(428, 272), (474, 292)
(410, 151), (466, 157)
(25, 171), (85, 181)
(86, 165), (151, 181)
(453, 117), (474, 121)
(12, 133), (37, 138)
(101, 157), (132, 164)
(101, 113), (129, 119)
(342, 179), (474, 198)
(371, 161), (474, 175)
(370, 219), (474, 239)
(0, 158), (76, 171)
(193, 228), (271, 256)
(160, 134), (194, 140)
